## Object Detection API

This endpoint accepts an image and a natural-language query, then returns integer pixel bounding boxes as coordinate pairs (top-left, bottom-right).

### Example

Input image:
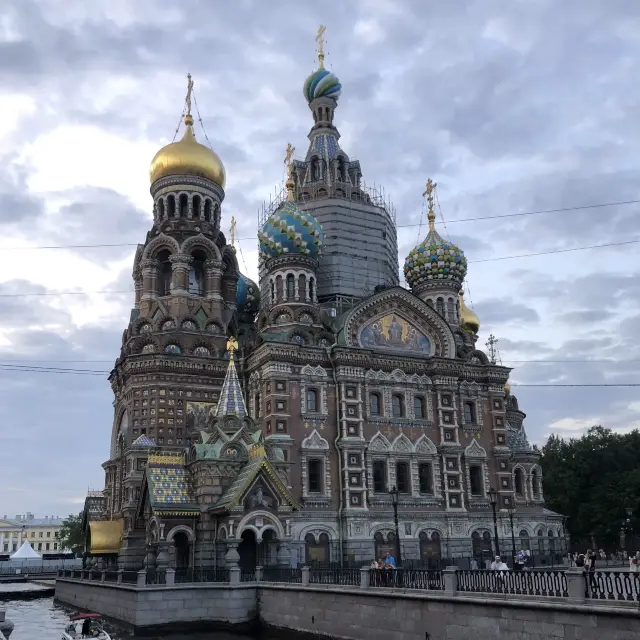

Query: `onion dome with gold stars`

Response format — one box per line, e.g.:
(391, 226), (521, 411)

(237, 273), (260, 315)
(404, 179), (467, 290)
(303, 25), (342, 103)
(258, 144), (324, 260)
(459, 289), (480, 334)
(149, 74), (226, 188)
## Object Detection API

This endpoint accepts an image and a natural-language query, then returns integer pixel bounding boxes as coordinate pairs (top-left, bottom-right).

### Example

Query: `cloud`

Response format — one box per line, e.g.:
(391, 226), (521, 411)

(0, 0), (639, 514)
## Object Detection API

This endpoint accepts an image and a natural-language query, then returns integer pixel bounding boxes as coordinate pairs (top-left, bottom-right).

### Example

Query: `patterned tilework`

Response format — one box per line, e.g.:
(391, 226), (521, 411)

(215, 356), (247, 418)
(305, 134), (341, 162)
(146, 454), (198, 514)
(131, 434), (156, 448)
(236, 272), (260, 315)
(507, 422), (533, 452)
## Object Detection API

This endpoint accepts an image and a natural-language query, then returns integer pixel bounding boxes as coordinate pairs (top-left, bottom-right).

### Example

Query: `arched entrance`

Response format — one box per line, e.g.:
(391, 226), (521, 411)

(419, 531), (442, 568)
(258, 529), (278, 566)
(472, 531), (493, 567)
(239, 529), (257, 572)
(173, 532), (191, 569)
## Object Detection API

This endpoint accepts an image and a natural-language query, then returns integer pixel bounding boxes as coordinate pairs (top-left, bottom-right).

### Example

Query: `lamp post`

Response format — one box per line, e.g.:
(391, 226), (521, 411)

(487, 488), (501, 558)
(507, 507), (516, 568)
(626, 506), (634, 552)
(390, 486), (402, 567)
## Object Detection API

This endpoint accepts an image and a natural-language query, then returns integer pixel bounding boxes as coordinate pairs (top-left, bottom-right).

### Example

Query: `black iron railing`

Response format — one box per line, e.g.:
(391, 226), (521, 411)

(121, 571), (138, 584)
(585, 571), (640, 602)
(457, 570), (567, 597)
(175, 568), (230, 583)
(262, 567), (302, 583)
(241, 570), (256, 582)
(369, 569), (443, 590)
(104, 571), (119, 582)
(145, 569), (166, 585)
(309, 568), (360, 586)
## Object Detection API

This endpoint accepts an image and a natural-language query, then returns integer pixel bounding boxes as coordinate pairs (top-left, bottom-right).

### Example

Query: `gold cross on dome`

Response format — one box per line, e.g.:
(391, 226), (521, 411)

(423, 178), (437, 207)
(316, 25), (326, 68)
(185, 73), (194, 115)
(230, 216), (236, 248)
(226, 336), (238, 356)
(284, 142), (295, 168)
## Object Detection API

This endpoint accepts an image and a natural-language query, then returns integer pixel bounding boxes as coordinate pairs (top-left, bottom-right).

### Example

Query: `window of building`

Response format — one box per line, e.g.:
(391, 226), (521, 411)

(514, 468), (524, 495)
(46, 543), (50, 550)
(286, 274), (295, 299)
(54, 543), (58, 550)
(308, 459), (323, 493)
(46, 531), (51, 538)
(373, 461), (387, 493)
(30, 532), (35, 538)
(419, 463), (433, 494)
(436, 297), (445, 316)
(469, 465), (483, 496)
(306, 389), (318, 413)
(396, 462), (410, 493)
(531, 470), (540, 498)
(39, 532), (43, 538)
(463, 402), (476, 424)
(392, 394), (404, 418)
(414, 396), (425, 419)
(37, 543), (42, 551)
(370, 393), (381, 416)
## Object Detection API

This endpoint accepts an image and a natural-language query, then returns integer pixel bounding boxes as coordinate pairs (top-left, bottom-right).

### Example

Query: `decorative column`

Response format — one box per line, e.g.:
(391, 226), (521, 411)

(140, 259), (159, 302)
(224, 541), (240, 567)
(169, 254), (192, 294)
(276, 542), (291, 567)
(143, 546), (157, 569)
(205, 260), (224, 300)
(133, 268), (143, 306)
(156, 543), (170, 570)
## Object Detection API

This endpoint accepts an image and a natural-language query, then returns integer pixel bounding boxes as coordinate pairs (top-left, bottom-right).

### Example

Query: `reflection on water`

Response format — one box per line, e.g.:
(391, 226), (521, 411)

(3, 596), (289, 639)
(0, 583), (52, 594)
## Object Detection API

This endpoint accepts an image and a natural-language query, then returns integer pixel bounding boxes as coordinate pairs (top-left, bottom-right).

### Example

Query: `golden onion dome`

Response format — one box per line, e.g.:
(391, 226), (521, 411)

(459, 289), (480, 334)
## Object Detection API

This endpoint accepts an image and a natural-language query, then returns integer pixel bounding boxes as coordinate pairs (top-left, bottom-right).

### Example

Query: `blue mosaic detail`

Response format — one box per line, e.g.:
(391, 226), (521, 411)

(216, 356), (247, 419)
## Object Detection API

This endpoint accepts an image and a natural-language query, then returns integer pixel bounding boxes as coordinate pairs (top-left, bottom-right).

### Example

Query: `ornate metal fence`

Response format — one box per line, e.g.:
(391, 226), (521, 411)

(310, 568), (360, 586)
(369, 569), (443, 590)
(585, 571), (640, 602)
(457, 570), (568, 597)
(262, 567), (302, 583)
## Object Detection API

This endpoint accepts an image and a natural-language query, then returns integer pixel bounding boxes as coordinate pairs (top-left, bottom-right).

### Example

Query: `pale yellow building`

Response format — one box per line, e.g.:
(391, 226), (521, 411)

(0, 513), (66, 555)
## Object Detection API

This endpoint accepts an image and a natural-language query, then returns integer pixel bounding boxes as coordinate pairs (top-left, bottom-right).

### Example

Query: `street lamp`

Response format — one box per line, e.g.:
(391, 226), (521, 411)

(487, 488), (501, 558)
(507, 507), (517, 568)
(390, 486), (402, 567)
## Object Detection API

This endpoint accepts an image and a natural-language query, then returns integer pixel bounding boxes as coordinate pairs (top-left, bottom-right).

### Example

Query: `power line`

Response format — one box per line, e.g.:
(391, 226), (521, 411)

(2, 197), (639, 252)
(511, 383), (640, 388)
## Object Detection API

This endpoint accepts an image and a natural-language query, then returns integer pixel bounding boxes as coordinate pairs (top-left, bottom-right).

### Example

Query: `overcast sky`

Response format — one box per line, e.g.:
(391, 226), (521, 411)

(1, 0), (639, 517)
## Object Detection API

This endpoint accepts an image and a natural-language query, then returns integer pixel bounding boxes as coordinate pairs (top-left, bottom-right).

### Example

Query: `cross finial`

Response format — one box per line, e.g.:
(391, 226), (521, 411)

(226, 336), (238, 358)
(485, 334), (499, 365)
(284, 142), (295, 169)
(423, 178), (437, 231)
(285, 142), (296, 201)
(185, 73), (194, 116)
(230, 216), (236, 248)
(316, 25), (327, 69)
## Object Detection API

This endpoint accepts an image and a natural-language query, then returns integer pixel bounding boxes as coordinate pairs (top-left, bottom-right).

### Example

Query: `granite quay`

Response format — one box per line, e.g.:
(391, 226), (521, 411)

(55, 566), (640, 637)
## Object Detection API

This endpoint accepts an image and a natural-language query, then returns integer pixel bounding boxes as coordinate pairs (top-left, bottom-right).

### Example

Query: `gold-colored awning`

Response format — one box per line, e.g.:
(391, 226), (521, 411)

(88, 520), (123, 555)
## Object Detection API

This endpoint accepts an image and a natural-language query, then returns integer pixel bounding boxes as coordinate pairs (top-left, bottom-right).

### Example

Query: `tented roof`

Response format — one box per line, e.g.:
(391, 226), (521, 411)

(11, 540), (41, 559)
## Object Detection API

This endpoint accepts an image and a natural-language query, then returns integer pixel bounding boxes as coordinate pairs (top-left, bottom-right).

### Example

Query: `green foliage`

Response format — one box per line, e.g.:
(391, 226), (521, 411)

(541, 426), (640, 544)
(58, 512), (84, 556)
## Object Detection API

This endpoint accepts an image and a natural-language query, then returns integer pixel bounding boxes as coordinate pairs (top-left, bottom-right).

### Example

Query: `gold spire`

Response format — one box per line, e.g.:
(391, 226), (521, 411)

(284, 142), (295, 201)
(423, 178), (437, 231)
(149, 73), (226, 187)
(230, 216), (236, 250)
(226, 336), (238, 360)
(459, 289), (480, 334)
(316, 25), (326, 69)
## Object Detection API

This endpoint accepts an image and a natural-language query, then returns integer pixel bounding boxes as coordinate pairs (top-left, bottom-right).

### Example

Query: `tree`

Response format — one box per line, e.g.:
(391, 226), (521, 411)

(541, 426), (640, 548)
(58, 512), (84, 556)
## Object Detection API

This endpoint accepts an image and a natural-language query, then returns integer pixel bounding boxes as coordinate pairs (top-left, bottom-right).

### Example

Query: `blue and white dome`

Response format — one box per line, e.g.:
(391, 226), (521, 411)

(303, 68), (342, 103)
(258, 200), (324, 260)
(236, 273), (259, 315)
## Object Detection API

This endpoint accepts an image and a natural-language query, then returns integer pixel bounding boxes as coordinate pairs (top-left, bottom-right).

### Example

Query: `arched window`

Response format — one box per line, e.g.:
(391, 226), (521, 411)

(308, 277), (315, 301)
(167, 195), (176, 217)
(463, 402), (476, 424)
(286, 274), (295, 299)
(419, 532), (442, 567)
(472, 531), (492, 560)
(308, 459), (323, 493)
(426, 299), (434, 308)
(531, 469), (540, 498)
(157, 249), (172, 296)
(192, 194), (201, 219)
(370, 393), (381, 416)
(306, 389), (318, 413)
(254, 393), (261, 418)
(514, 468), (524, 496)
(548, 530), (556, 553)
(414, 396), (425, 419)
(179, 193), (188, 217)
(311, 158), (319, 181)
(436, 297), (445, 317)
(469, 465), (483, 496)
(372, 461), (386, 493)
(519, 529), (530, 551)
(447, 298), (455, 321)
(270, 280), (275, 303)
(392, 394), (404, 418)
(396, 462), (410, 493)
(157, 198), (165, 220)
(188, 250), (206, 295)
(204, 199), (212, 222)
(305, 532), (330, 566)
(419, 463), (432, 494)
(338, 157), (346, 182)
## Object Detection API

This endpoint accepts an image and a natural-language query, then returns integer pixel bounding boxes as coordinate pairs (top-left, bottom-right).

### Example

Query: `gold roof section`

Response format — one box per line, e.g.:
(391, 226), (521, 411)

(87, 520), (123, 555)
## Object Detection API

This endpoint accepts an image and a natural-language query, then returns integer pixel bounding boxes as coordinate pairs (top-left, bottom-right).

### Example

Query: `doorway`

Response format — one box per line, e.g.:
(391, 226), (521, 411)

(238, 529), (257, 572)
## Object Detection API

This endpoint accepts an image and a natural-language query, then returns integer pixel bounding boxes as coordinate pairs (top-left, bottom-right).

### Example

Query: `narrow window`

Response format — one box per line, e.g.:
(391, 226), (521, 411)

(179, 193), (188, 217)
(396, 462), (410, 493)
(469, 465), (483, 496)
(392, 394), (404, 418)
(447, 298), (455, 321)
(419, 463), (432, 494)
(306, 389), (318, 413)
(204, 199), (212, 222)
(436, 297), (445, 316)
(192, 194), (202, 219)
(373, 461), (386, 493)
(370, 393), (381, 416)
(414, 396), (425, 419)
(308, 459), (322, 493)
(286, 274), (295, 299)
(309, 277), (315, 301)
(531, 470), (539, 498)
(463, 402), (476, 424)
(515, 468), (524, 495)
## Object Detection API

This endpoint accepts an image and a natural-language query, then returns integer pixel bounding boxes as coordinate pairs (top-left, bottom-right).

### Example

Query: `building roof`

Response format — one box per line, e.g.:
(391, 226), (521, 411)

(144, 454), (199, 516)
(215, 350), (247, 419)
(130, 433), (157, 448)
(11, 540), (41, 559)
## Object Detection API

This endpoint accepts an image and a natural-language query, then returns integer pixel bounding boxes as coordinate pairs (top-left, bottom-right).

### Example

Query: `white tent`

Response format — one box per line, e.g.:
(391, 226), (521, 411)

(11, 540), (41, 559)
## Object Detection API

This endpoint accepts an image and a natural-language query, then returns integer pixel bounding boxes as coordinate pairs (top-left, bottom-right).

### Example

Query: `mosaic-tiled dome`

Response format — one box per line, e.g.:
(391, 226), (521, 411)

(258, 200), (324, 259)
(236, 272), (260, 315)
(404, 226), (467, 289)
(303, 68), (342, 103)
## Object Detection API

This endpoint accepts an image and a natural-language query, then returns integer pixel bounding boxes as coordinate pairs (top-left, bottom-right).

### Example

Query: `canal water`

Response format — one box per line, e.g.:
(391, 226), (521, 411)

(1, 585), (291, 639)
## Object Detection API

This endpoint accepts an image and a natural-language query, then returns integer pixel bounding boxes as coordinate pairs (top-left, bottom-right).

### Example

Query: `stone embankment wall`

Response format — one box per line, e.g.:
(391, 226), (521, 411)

(56, 578), (640, 639)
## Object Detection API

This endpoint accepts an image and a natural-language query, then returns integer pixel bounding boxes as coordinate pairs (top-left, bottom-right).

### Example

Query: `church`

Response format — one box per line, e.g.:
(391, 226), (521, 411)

(85, 30), (565, 571)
